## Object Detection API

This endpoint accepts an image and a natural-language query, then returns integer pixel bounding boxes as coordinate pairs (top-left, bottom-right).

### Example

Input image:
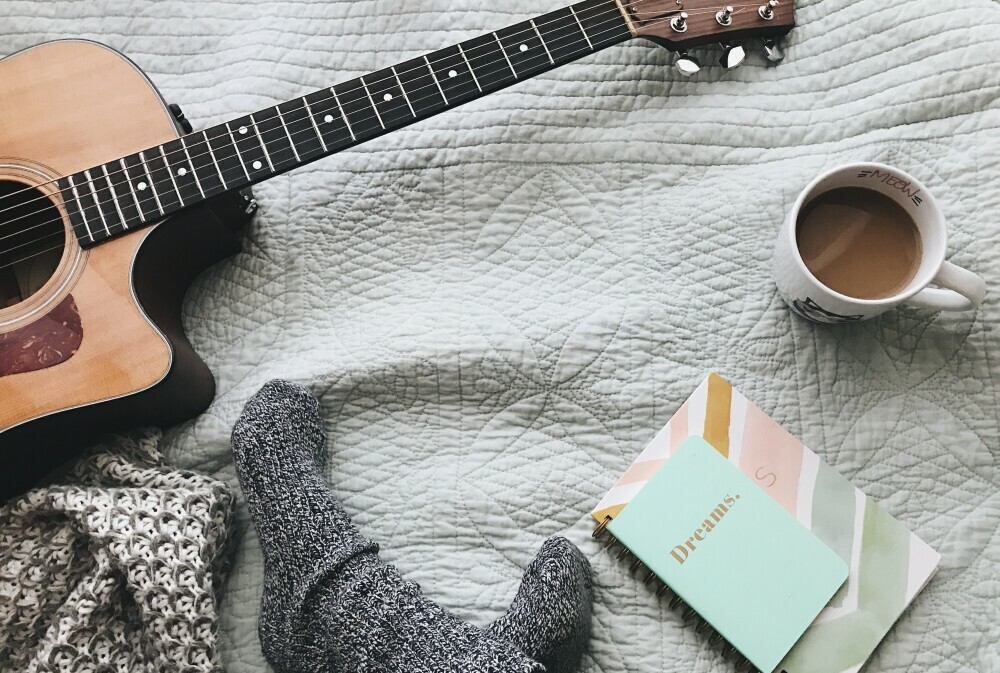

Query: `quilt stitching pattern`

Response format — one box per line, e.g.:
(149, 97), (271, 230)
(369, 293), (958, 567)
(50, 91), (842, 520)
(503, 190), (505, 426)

(2, 0), (998, 671)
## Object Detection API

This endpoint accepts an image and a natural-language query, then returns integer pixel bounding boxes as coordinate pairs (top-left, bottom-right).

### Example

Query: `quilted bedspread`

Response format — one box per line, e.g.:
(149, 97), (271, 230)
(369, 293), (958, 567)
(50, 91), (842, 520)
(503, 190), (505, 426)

(3, 0), (998, 671)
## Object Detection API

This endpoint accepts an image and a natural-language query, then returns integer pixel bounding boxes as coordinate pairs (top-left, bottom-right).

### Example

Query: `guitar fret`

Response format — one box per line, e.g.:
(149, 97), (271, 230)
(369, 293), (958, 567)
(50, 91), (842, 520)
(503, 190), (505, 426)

(144, 148), (182, 212)
(275, 107), (301, 162)
(90, 168), (126, 235)
(493, 32), (518, 79)
(83, 170), (112, 236)
(393, 57), (448, 117)
(391, 66), (417, 117)
(59, 177), (91, 243)
(229, 117), (270, 178)
(366, 69), (412, 129)
(277, 99), (324, 161)
(250, 114), (275, 172)
(225, 123), (252, 181)
(179, 136), (206, 198)
(73, 175), (104, 241)
(106, 162), (140, 228)
(360, 77), (386, 130)
(495, 22), (555, 79)
(570, 6), (594, 50)
(533, 7), (594, 65)
(303, 99), (328, 152)
(330, 88), (356, 141)
(138, 151), (165, 215)
(335, 82), (384, 140)
(65, 175), (94, 242)
(119, 158), (145, 223)
(159, 146), (185, 207)
(122, 154), (161, 222)
(304, 89), (354, 150)
(424, 56), (449, 104)
(101, 165), (129, 230)
(531, 20), (555, 64)
(426, 47), (481, 106)
(162, 139), (201, 204)
(74, 174), (104, 240)
(203, 131), (229, 189)
(456, 45), (482, 92)
(254, 110), (297, 170)
(460, 33), (517, 93)
(576, 0), (631, 49)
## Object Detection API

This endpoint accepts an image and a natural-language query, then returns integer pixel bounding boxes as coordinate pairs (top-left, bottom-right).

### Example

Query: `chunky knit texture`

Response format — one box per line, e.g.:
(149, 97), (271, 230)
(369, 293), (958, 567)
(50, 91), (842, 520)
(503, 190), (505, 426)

(231, 380), (593, 673)
(0, 430), (235, 673)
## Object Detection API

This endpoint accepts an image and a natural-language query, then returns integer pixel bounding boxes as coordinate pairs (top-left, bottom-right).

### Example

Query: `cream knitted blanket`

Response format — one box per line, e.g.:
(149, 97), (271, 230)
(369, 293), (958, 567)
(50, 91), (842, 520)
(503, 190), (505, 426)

(0, 431), (234, 673)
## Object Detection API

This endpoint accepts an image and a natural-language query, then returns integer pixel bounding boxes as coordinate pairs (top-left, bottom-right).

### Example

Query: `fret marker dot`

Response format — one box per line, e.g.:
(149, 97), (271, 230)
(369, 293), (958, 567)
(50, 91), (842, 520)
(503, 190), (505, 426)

(383, 93), (393, 101)
(520, 44), (529, 52)
(324, 114), (334, 123)
(449, 69), (458, 78)
(177, 167), (188, 177)
(252, 160), (263, 170)
(137, 182), (147, 191)
(238, 126), (248, 134)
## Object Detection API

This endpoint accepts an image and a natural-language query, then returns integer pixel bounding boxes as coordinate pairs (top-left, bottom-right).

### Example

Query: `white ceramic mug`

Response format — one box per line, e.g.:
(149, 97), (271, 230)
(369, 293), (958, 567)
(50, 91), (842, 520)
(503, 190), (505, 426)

(774, 162), (986, 324)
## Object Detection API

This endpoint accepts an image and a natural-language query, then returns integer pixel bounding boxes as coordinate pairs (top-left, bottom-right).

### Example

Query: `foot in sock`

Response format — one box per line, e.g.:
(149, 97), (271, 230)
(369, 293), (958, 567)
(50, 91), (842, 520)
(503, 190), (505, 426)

(489, 537), (593, 673)
(231, 380), (594, 673)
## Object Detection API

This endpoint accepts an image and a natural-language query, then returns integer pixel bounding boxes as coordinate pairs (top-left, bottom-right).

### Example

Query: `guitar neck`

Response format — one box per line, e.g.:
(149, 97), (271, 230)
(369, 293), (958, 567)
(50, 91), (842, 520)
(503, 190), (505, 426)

(61, 0), (632, 248)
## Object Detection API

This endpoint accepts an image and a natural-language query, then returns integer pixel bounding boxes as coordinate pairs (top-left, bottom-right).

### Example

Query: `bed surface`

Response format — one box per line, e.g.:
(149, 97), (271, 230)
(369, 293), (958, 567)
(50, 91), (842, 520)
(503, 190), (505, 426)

(2, 1), (998, 671)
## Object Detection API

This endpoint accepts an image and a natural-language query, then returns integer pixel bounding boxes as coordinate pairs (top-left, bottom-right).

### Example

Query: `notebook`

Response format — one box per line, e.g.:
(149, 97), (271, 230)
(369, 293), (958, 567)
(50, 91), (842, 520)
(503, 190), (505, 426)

(593, 373), (941, 673)
(607, 436), (848, 673)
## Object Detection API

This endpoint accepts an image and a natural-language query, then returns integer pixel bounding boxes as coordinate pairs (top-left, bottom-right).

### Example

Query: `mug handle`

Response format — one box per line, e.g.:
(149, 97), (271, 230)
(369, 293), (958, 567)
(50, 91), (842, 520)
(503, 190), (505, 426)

(906, 261), (986, 312)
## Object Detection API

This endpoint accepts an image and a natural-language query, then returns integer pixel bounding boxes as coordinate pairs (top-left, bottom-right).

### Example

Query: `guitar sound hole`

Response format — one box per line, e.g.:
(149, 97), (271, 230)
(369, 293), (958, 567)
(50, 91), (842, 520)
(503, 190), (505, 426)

(0, 180), (65, 309)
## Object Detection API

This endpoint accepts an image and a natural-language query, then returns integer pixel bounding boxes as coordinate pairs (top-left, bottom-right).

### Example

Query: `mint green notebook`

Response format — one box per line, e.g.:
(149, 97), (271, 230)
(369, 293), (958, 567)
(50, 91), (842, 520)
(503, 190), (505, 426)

(607, 436), (848, 673)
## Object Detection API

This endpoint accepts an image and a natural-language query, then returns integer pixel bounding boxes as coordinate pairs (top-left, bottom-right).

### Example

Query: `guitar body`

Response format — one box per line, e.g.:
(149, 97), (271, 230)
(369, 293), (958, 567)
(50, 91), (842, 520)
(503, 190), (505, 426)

(0, 40), (252, 498)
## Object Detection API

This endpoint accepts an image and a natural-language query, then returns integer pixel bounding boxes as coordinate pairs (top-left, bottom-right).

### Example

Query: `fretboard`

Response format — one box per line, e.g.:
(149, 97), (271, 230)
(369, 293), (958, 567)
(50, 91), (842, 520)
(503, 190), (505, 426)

(59, 0), (631, 248)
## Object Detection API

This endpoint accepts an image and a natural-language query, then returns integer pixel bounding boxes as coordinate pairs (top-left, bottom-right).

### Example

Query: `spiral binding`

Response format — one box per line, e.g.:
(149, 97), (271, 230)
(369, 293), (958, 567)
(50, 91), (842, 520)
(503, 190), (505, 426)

(592, 515), (761, 673)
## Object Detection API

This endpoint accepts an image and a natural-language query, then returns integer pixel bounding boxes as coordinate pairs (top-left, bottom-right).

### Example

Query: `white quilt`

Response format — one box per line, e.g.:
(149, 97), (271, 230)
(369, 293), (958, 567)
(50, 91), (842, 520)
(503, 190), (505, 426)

(3, 0), (998, 671)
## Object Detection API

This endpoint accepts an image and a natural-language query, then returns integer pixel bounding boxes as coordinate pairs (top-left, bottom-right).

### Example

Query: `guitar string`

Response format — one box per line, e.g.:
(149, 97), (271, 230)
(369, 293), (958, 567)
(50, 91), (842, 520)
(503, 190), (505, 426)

(0, 3), (754, 259)
(0, 1), (767, 226)
(0, 6), (760, 269)
(0, 0), (658, 216)
(0, 4), (758, 274)
(0, 2), (758, 221)
(0, 1), (690, 243)
(0, 0), (761, 215)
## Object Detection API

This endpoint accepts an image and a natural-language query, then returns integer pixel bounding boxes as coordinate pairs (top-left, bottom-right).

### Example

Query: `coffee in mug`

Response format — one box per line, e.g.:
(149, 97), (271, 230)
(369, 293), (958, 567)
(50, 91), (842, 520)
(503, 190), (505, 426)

(796, 187), (922, 300)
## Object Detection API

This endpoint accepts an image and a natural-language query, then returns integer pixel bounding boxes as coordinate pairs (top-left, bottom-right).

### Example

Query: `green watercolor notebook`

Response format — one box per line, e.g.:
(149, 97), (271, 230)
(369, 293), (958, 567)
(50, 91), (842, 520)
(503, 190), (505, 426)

(593, 374), (941, 673)
(606, 436), (848, 673)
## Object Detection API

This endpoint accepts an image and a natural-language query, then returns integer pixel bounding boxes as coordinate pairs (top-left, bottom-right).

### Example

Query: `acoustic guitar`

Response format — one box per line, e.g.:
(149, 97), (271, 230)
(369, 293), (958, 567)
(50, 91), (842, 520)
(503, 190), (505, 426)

(0, 0), (794, 497)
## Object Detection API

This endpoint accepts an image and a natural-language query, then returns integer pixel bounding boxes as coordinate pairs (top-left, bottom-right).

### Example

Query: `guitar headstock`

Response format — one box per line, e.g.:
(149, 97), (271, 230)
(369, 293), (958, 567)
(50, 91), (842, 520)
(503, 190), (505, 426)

(618, 0), (795, 75)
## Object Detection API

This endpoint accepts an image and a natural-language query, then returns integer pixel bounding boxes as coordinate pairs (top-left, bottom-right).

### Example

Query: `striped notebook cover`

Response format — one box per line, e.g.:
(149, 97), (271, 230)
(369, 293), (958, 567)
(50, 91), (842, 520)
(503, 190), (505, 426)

(592, 373), (940, 673)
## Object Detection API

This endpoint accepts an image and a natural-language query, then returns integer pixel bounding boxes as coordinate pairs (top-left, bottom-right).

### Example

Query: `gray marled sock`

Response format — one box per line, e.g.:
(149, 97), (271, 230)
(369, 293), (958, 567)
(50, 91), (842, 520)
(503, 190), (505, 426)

(488, 537), (593, 673)
(231, 380), (593, 673)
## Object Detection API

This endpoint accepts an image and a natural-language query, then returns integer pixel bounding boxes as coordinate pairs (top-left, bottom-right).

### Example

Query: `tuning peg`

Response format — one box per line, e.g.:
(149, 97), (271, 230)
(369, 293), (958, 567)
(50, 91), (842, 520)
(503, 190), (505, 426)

(759, 0), (779, 20)
(674, 51), (701, 77)
(763, 38), (785, 63)
(718, 43), (746, 69)
(670, 11), (689, 33)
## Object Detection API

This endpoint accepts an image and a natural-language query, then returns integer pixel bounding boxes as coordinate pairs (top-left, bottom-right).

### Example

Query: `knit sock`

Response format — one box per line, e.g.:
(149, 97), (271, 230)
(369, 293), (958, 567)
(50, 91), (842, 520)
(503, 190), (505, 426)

(231, 380), (594, 673)
(488, 537), (593, 673)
